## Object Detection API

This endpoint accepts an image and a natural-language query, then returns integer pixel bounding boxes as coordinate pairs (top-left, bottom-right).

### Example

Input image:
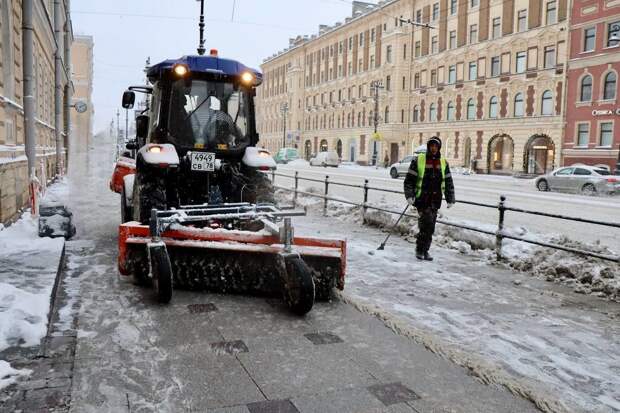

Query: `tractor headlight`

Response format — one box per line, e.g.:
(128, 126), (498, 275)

(241, 71), (255, 85)
(148, 145), (162, 153)
(173, 64), (190, 77)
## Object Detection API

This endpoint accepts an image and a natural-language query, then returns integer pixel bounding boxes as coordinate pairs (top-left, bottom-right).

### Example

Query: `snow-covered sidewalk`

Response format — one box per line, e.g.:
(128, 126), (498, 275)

(288, 193), (620, 413)
(0, 182), (68, 390)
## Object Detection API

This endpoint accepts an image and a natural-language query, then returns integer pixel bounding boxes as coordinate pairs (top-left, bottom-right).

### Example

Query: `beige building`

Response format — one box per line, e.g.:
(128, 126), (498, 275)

(0, 0), (72, 223)
(71, 35), (94, 151)
(257, 0), (569, 174)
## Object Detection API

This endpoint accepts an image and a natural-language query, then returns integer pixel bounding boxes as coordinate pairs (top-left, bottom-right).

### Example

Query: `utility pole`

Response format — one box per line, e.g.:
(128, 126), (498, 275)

(281, 102), (289, 150)
(370, 80), (384, 166)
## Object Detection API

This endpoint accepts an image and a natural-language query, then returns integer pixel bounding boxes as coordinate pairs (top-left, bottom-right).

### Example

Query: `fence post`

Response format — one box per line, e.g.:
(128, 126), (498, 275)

(496, 195), (506, 260)
(323, 175), (329, 216)
(362, 179), (369, 222)
(293, 171), (299, 206)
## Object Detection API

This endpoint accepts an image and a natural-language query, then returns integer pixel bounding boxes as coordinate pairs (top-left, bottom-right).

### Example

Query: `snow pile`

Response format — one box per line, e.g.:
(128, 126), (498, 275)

(0, 360), (30, 390)
(282, 189), (620, 302)
(286, 159), (309, 167)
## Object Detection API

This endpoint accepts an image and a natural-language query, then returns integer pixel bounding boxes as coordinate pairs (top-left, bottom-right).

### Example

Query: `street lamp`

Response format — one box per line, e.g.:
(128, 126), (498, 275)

(281, 102), (289, 150)
(370, 80), (384, 166)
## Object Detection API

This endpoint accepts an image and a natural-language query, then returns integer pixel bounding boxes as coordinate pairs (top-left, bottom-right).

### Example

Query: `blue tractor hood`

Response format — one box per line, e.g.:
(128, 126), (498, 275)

(147, 55), (263, 85)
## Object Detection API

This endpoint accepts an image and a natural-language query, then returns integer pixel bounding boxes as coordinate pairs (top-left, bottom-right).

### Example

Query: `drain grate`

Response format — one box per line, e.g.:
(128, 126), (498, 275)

(209, 340), (249, 355)
(187, 303), (217, 314)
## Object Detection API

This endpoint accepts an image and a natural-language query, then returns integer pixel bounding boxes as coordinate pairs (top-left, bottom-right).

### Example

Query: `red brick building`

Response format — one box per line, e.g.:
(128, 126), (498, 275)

(564, 0), (620, 172)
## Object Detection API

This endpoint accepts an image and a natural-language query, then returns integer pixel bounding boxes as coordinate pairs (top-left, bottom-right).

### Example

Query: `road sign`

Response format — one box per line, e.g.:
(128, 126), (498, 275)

(372, 132), (383, 141)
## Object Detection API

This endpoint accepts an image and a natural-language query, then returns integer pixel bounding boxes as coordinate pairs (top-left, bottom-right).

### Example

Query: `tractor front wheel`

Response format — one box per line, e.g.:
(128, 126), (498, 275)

(149, 243), (173, 304)
(281, 255), (315, 315)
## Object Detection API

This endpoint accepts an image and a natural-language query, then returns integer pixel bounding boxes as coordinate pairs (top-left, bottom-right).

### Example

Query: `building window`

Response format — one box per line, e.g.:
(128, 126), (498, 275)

(584, 27), (596, 52)
(489, 96), (498, 118)
(402, 76), (406, 90)
(544, 46), (556, 68)
(514, 93), (524, 116)
(433, 3), (440, 21)
(415, 41), (421, 57)
(467, 98), (476, 119)
(577, 123), (589, 146)
(541, 90), (553, 115)
(416, 10), (422, 23)
(516, 51), (526, 73)
(447, 101), (455, 121)
(386, 45), (393, 63)
(386, 75), (391, 91)
(413, 106), (420, 122)
(431, 69), (437, 86)
(491, 56), (500, 77)
(600, 122), (613, 146)
(448, 65), (456, 84)
(414, 73), (420, 88)
(358, 59), (363, 72)
(517, 9), (527, 32)
(468, 61), (477, 80)
(348, 62), (353, 75)
(580, 75), (592, 101)
(349, 37), (353, 50)
(492, 17), (501, 39)
(608, 21), (620, 47)
(603, 72), (617, 100)
(546, 1), (557, 25)
(431, 36), (438, 54)
(471, 0), (479, 7)
(469, 24), (478, 44)
(429, 103), (437, 122)
(360, 32), (364, 46)
(449, 31), (457, 49)
(371, 29), (376, 43)
(403, 44), (408, 59)
(384, 106), (390, 123)
(370, 55), (375, 68)
(450, 0), (457, 15)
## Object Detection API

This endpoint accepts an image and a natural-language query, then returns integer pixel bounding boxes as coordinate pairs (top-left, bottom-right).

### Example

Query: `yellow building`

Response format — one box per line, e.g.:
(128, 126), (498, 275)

(71, 35), (94, 151)
(0, 0), (72, 223)
(257, 0), (569, 174)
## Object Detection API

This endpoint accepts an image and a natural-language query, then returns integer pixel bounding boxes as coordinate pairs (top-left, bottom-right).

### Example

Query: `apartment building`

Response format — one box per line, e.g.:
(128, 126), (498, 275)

(257, 0), (570, 174)
(0, 0), (73, 223)
(564, 0), (620, 172)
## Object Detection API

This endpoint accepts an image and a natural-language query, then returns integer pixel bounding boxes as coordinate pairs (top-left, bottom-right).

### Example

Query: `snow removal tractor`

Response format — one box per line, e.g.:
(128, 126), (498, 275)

(109, 7), (345, 315)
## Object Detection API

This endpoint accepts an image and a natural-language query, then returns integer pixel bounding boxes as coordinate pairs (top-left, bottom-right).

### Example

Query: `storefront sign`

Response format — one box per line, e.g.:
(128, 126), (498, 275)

(592, 108), (620, 116)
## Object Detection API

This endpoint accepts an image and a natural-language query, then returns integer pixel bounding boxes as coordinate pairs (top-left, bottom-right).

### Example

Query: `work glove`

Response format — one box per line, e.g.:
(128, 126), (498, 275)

(407, 197), (415, 206)
(447, 203), (455, 209)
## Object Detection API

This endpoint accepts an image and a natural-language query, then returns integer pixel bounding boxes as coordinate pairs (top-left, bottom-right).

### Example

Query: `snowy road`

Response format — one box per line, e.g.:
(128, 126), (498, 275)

(275, 163), (620, 254)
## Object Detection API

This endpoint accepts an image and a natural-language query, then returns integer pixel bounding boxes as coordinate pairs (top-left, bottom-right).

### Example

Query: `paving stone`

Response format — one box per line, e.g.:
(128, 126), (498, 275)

(46, 377), (72, 389)
(247, 399), (300, 413)
(210, 340), (250, 355)
(292, 386), (386, 413)
(367, 382), (420, 406)
(187, 303), (218, 314)
(17, 379), (47, 391)
(21, 387), (71, 410)
(303, 332), (344, 345)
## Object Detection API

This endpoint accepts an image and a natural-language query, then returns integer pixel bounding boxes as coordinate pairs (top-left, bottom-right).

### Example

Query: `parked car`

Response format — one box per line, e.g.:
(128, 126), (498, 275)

(310, 151), (340, 167)
(274, 148), (300, 164)
(535, 165), (620, 195)
(389, 145), (426, 179)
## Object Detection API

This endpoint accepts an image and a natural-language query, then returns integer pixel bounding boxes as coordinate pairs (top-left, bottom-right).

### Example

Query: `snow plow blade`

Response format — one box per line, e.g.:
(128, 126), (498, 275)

(118, 213), (346, 302)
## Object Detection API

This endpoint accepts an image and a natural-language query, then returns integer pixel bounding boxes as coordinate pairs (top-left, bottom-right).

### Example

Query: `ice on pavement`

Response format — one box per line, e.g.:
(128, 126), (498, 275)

(283, 189), (620, 413)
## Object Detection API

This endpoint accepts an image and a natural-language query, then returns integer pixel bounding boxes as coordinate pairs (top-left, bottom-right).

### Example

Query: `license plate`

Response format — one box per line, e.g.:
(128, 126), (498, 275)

(190, 152), (215, 172)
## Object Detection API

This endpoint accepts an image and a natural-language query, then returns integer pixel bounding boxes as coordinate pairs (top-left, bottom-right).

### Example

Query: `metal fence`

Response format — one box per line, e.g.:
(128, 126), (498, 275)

(268, 170), (620, 264)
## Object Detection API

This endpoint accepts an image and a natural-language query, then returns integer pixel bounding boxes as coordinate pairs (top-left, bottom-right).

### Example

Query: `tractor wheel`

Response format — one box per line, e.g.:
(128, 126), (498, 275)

(120, 185), (132, 223)
(282, 255), (315, 316)
(134, 173), (167, 224)
(149, 243), (173, 304)
(245, 169), (276, 204)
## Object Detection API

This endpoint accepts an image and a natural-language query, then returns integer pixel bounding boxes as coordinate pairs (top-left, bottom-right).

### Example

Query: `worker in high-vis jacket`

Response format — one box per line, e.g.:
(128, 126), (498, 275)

(404, 137), (456, 261)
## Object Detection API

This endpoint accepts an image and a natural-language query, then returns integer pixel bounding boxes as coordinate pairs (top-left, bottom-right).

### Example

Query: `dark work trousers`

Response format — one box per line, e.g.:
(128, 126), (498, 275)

(416, 207), (438, 253)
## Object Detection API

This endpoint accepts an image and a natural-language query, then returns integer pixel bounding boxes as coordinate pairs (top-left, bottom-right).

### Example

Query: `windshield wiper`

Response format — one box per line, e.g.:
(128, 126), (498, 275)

(184, 96), (210, 122)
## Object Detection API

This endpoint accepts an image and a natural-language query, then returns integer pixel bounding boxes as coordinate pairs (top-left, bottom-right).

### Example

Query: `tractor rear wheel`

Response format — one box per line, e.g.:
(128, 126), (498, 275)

(245, 169), (275, 204)
(282, 255), (315, 315)
(149, 243), (173, 304)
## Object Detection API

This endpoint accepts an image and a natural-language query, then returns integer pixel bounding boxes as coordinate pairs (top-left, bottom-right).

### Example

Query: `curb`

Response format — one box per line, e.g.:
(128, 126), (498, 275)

(45, 241), (67, 339)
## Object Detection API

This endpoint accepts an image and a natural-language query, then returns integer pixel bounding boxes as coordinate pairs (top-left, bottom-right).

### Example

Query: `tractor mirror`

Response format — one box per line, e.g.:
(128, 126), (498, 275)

(136, 115), (149, 139)
(125, 140), (138, 150)
(122, 91), (135, 109)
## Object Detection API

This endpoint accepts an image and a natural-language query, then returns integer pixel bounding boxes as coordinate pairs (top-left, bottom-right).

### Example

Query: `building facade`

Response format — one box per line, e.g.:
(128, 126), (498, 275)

(0, 0), (73, 223)
(564, 0), (620, 172)
(256, 0), (570, 175)
(71, 35), (94, 151)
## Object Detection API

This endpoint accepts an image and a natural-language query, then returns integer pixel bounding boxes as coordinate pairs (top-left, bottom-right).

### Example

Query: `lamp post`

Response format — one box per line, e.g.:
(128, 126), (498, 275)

(281, 102), (289, 150)
(370, 80), (384, 166)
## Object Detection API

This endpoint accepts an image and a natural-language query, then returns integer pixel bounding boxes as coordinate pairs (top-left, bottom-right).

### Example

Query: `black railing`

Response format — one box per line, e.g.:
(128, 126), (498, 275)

(269, 170), (620, 263)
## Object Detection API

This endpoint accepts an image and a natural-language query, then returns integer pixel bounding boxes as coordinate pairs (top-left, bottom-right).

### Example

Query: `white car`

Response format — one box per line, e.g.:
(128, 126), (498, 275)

(310, 151), (340, 167)
(389, 145), (426, 179)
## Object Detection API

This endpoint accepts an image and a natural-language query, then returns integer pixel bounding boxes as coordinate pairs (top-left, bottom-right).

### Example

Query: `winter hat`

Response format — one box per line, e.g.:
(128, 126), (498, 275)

(427, 136), (442, 150)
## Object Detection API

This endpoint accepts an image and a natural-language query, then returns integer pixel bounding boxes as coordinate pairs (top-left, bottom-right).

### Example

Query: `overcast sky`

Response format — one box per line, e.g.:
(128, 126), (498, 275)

(71, 0), (367, 133)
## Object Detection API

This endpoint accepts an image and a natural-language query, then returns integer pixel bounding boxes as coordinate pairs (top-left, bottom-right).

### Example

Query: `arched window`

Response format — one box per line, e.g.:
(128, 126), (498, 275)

(541, 90), (553, 115)
(347, 113), (351, 127)
(368, 110), (374, 125)
(320, 139), (328, 152)
(413, 106), (420, 122)
(603, 72), (617, 100)
(580, 75), (592, 102)
(467, 98), (476, 120)
(429, 103), (437, 122)
(337, 115), (341, 129)
(446, 101), (455, 121)
(489, 96), (498, 118)
(514, 93), (524, 117)
(384, 106), (390, 123)
(358, 112), (362, 127)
